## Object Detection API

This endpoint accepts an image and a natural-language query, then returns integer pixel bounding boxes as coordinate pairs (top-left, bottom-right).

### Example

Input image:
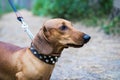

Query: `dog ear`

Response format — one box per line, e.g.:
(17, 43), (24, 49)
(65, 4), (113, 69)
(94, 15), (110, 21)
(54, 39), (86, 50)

(43, 26), (51, 38)
(43, 26), (47, 32)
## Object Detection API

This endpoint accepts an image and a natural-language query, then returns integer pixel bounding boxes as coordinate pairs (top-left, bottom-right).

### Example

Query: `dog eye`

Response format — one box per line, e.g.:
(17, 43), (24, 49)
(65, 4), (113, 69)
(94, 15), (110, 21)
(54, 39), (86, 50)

(59, 25), (68, 31)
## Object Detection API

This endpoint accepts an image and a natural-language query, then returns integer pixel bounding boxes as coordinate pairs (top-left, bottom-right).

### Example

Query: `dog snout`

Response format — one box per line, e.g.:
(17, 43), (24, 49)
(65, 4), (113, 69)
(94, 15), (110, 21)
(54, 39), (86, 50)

(83, 34), (91, 43)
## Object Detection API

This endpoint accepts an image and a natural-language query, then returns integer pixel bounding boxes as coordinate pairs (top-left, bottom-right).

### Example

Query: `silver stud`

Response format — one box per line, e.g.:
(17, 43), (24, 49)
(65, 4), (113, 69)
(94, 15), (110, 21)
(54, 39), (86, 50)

(30, 47), (34, 50)
(52, 61), (55, 64)
(44, 56), (47, 58)
(49, 56), (51, 58)
(51, 58), (53, 61)
(34, 51), (37, 54)
(55, 57), (58, 59)
(46, 59), (49, 63)
(39, 56), (42, 59)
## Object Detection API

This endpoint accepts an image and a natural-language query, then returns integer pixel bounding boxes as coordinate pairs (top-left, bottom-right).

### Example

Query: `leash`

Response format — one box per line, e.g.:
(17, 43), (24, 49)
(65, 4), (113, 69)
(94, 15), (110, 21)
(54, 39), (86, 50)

(8, 0), (34, 40)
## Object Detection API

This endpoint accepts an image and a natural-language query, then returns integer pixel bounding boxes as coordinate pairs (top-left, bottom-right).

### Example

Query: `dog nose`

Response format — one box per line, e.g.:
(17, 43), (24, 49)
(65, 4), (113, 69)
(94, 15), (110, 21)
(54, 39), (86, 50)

(83, 34), (91, 43)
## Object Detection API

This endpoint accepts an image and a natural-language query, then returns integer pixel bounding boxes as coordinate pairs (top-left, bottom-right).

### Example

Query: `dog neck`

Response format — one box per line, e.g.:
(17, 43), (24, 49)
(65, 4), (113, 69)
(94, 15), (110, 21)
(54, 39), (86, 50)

(32, 30), (64, 57)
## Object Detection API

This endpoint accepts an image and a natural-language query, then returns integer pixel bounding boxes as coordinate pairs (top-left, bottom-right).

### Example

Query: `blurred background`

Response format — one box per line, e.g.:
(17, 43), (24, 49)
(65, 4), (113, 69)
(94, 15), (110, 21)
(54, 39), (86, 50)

(0, 0), (120, 35)
(0, 0), (120, 80)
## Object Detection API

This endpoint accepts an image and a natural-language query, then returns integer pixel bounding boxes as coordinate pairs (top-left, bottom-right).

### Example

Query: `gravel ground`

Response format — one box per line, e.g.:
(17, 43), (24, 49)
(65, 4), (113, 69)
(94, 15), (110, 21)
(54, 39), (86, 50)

(0, 10), (120, 80)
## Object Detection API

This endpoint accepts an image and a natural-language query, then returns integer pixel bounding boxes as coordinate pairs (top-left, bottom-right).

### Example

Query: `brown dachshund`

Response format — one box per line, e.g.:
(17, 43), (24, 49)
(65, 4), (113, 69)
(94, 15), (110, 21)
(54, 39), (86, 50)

(0, 18), (90, 80)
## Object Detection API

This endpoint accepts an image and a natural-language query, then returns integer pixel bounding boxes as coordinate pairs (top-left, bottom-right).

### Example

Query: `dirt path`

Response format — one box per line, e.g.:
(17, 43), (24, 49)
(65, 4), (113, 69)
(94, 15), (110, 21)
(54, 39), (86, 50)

(0, 10), (120, 80)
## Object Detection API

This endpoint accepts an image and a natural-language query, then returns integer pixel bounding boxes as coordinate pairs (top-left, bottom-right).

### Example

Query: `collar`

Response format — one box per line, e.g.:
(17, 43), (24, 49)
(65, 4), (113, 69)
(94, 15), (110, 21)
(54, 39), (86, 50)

(30, 45), (59, 65)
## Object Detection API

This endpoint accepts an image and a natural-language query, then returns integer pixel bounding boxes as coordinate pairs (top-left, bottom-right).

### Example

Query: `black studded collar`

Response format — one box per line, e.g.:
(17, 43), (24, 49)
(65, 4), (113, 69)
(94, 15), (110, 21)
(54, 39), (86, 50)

(30, 45), (59, 65)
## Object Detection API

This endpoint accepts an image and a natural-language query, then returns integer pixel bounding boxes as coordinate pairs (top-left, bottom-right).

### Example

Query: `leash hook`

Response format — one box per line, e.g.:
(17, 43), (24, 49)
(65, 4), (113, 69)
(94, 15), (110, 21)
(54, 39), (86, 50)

(21, 18), (34, 40)
(8, 0), (34, 40)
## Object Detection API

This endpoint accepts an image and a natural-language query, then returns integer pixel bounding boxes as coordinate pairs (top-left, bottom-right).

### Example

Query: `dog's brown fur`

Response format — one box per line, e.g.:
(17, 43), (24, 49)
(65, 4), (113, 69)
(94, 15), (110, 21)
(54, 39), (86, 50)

(0, 19), (90, 80)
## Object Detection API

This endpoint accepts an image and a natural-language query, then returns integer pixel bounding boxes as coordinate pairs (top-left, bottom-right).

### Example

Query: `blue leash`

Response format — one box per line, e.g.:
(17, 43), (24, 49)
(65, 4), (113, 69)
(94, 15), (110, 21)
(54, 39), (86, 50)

(8, 0), (17, 12)
(8, 0), (23, 22)
(8, 0), (34, 40)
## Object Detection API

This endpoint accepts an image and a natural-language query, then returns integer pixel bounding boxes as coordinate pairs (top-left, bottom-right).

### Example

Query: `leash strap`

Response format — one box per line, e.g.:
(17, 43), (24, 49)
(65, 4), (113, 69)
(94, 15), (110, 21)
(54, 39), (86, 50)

(8, 0), (34, 40)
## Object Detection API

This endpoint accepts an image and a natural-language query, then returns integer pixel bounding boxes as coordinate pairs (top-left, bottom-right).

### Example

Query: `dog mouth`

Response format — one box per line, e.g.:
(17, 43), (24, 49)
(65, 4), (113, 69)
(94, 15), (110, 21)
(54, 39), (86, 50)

(66, 44), (84, 48)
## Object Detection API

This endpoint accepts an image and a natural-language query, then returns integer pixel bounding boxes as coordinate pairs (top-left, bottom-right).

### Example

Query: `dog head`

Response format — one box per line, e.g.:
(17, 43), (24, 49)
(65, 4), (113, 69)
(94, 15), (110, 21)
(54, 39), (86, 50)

(42, 18), (91, 48)
(33, 18), (90, 56)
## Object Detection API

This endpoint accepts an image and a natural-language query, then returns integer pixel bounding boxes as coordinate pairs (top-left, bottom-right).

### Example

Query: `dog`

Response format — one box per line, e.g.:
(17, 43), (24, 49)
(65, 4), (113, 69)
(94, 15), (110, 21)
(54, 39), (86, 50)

(0, 18), (90, 80)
